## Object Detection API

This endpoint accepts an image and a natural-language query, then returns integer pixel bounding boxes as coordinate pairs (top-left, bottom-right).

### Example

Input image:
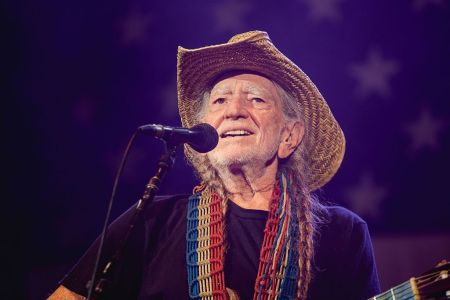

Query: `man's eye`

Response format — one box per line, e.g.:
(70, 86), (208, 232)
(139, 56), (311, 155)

(252, 97), (265, 103)
(212, 98), (226, 104)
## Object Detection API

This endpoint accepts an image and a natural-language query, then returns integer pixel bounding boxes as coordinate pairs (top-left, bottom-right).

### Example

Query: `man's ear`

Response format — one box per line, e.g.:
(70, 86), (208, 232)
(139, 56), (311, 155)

(278, 121), (304, 159)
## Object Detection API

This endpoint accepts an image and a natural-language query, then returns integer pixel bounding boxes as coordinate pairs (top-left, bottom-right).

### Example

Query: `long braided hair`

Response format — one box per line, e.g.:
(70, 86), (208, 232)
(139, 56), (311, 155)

(185, 80), (323, 299)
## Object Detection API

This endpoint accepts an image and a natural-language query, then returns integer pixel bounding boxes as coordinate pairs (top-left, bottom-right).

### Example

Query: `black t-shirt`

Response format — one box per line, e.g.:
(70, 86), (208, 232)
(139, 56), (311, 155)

(60, 195), (380, 299)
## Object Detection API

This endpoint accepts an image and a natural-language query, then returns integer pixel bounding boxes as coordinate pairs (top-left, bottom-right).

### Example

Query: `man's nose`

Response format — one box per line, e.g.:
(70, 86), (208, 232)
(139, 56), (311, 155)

(224, 97), (249, 119)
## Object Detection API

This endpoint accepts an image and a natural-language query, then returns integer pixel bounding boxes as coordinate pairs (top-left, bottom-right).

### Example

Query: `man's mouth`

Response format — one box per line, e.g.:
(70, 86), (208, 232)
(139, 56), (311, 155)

(220, 130), (253, 138)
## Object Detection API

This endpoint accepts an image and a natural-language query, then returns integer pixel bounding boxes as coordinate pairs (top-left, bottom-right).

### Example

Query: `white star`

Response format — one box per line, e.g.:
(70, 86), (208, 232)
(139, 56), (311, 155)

(158, 79), (179, 119)
(119, 9), (154, 46)
(349, 49), (400, 99)
(301, 0), (345, 22)
(404, 108), (447, 154)
(412, 0), (446, 12)
(345, 174), (388, 220)
(212, 0), (251, 33)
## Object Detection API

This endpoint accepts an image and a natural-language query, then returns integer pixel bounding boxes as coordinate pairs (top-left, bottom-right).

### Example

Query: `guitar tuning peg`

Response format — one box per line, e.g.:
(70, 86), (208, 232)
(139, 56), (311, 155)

(436, 259), (449, 268)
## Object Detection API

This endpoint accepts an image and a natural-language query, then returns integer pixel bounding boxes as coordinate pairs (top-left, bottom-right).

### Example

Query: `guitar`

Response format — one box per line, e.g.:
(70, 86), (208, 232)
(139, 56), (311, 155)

(368, 260), (450, 300)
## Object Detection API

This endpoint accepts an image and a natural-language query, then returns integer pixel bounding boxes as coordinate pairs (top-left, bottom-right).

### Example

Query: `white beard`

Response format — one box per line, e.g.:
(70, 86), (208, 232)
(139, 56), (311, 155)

(207, 139), (280, 171)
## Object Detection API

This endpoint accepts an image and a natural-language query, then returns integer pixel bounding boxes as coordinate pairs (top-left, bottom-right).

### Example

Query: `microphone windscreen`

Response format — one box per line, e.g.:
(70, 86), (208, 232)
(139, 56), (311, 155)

(189, 123), (219, 153)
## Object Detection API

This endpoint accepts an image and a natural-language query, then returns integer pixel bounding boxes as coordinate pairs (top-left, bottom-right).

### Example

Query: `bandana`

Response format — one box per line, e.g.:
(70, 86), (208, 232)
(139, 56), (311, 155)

(186, 172), (301, 299)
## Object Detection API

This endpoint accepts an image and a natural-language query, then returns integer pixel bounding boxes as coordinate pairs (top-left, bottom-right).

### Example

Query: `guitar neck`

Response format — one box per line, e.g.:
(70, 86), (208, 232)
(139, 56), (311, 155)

(368, 278), (419, 300)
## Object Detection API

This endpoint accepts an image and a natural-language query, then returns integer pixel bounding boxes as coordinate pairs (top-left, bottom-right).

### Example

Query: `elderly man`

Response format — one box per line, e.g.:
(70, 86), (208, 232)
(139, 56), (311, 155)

(50, 31), (380, 299)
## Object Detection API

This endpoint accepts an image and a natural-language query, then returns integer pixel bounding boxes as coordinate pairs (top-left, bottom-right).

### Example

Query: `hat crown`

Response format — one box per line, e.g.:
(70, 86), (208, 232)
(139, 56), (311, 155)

(228, 31), (271, 44)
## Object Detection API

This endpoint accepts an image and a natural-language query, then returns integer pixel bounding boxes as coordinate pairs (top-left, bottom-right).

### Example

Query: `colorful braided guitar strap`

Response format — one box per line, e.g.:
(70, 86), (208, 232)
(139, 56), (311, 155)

(186, 172), (301, 300)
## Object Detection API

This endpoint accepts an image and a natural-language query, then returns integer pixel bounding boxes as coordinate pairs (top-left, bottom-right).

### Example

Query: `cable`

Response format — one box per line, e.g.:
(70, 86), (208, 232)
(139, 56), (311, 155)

(87, 130), (139, 300)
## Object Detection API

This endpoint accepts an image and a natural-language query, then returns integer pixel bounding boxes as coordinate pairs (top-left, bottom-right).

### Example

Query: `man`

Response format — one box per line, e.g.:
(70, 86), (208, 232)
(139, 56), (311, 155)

(49, 31), (380, 299)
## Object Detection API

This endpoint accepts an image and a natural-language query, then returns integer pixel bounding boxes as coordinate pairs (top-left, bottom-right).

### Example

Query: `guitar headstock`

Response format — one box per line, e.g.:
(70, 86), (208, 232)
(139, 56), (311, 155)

(414, 259), (450, 299)
(368, 260), (450, 300)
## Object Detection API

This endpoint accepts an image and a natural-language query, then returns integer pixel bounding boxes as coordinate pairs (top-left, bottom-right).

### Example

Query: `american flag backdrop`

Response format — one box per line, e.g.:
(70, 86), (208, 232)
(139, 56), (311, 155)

(3, 0), (450, 298)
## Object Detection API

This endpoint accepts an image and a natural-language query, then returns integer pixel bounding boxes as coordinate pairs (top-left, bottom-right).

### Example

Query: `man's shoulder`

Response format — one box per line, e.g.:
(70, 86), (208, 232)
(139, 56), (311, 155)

(323, 205), (366, 226)
(141, 194), (191, 219)
(109, 194), (190, 229)
(152, 194), (190, 207)
(314, 205), (374, 271)
(317, 205), (369, 244)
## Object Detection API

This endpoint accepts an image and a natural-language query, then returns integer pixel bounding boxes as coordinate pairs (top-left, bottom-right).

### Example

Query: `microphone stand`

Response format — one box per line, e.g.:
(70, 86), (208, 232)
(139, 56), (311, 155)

(88, 142), (177, 299)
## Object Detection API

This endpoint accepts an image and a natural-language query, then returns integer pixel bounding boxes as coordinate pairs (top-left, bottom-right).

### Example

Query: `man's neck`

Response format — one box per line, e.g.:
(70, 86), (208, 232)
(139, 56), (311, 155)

(215, 160), (278, 211)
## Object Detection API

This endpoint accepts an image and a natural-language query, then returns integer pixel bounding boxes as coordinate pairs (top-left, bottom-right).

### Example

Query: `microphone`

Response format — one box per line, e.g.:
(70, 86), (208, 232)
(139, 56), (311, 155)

(138, 123), (219, 153)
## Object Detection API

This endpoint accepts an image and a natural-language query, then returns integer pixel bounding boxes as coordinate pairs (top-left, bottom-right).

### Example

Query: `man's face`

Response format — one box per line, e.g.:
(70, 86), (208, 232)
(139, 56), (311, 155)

(202, 73), (287, 168)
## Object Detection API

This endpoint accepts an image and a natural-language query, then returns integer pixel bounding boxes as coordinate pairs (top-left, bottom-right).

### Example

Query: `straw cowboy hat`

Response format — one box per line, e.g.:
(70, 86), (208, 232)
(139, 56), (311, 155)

(177, 30), (345, 191)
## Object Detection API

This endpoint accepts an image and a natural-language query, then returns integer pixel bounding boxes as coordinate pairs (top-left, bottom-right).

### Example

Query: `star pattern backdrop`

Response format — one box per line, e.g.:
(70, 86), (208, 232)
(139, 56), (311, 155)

(4, 0), (450, 298)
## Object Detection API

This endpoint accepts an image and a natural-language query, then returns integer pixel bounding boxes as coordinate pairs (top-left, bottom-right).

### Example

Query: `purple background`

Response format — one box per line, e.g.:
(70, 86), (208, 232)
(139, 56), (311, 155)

(4, 0), (450, 298)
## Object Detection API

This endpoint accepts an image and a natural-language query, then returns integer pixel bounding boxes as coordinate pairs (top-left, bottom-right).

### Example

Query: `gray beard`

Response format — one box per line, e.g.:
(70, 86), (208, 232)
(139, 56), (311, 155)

(207, 148), (277, 173)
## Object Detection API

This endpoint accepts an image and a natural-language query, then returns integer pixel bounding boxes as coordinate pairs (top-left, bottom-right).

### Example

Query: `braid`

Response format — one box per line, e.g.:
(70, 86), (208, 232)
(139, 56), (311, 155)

(187, 149), (227, 198)
(282, 156), (321, 300)
(296, 185), (315, 299)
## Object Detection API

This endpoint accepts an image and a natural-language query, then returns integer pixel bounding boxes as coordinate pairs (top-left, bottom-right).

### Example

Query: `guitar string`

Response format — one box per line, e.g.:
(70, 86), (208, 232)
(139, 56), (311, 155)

(371, 265), (449, 300)
(381, 270), (445, 300)
(417, 275), (444, 289)
(374, 284), (409, 300)
(416, 270), (443, 283)
(373, 289), (415, 300)
(372, 281), (412, 300)
(416, 272), (442, 288)
(371, 292), (414, 300)
(383, 288), (413, 300)
(394, 286), (414, 300)
(374, 271), (445, 300)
